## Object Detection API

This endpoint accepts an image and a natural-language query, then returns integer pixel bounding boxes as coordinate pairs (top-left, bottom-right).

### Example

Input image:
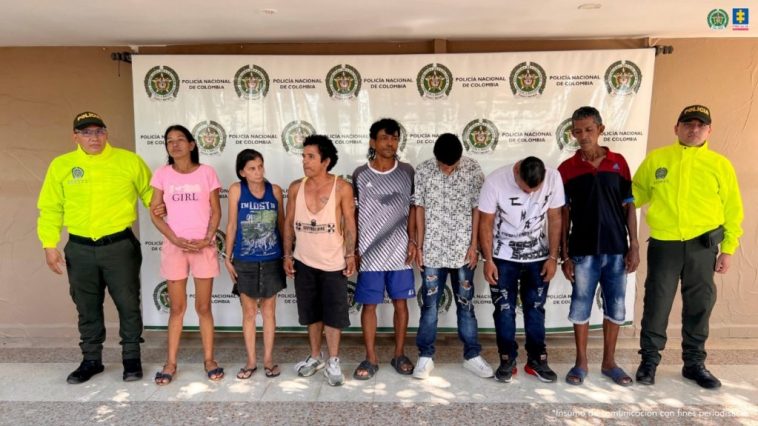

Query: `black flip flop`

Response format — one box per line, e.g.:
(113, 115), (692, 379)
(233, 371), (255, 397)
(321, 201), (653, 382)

(390, 355), (414, 375)
(154, 364), (176, 386)
(204, 360), (225, 381)
(264, 365), (281, 378)
(236, 366), (257, 380)
(353, 360), (379, 380)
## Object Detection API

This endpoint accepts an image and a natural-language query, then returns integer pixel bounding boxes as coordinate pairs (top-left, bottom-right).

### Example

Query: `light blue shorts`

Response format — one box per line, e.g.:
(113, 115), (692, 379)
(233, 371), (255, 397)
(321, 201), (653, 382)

(568, 254), (627, 324)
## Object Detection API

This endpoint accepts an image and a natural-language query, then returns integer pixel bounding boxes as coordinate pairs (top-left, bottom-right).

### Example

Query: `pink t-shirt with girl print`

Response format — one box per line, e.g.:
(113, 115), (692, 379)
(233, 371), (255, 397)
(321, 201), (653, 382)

(150, 164), (221, 240)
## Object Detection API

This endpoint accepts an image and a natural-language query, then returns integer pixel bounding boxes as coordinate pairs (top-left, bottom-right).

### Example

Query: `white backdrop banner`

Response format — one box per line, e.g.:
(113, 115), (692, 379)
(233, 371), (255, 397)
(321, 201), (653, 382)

(132, 49), (654, 332)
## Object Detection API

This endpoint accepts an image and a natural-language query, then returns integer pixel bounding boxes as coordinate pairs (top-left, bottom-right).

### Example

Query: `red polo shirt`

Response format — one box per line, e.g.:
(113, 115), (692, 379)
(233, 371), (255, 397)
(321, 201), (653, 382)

(558, 147), (633, 257)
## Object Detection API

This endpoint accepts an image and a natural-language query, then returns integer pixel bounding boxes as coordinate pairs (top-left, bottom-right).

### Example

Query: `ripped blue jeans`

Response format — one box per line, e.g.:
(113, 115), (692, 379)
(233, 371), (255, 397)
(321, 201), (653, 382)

(416, 265), (482, 360)
(490, 258), (548, 360)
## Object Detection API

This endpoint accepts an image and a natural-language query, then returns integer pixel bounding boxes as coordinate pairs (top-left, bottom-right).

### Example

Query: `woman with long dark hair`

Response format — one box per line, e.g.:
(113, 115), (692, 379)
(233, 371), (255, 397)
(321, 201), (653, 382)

(149, 125), (223, 385)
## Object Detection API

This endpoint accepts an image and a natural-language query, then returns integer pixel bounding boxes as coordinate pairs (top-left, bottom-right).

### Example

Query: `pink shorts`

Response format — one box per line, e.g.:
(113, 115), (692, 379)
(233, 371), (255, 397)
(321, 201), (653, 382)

(160, 240), (220, 280)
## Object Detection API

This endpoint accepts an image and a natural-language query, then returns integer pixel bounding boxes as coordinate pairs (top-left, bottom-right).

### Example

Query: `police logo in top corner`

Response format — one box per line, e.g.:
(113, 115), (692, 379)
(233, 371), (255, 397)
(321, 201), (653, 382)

(510, 62), (547, 97)
(605, 60), (642, 96)
(153, 281), (170, 313)
(326, 64), (361, 100)
(462, 119), (499, 153)
(192, 121), (227, 155)
(71, 167), (84, 179)
(281, 120), (316, 154)
(234, 65), (270, 100)
(707, 9), (729, 30)
(417, 63), (453, 99)
(556, 118), (579, 151)
(144, 65), (180, 100)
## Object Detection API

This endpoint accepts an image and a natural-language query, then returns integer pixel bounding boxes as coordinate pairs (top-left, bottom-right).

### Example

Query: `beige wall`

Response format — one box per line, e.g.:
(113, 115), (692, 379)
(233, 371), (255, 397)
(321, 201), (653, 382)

(641, 38), (758, 338)
(1, 38), (755, 338)
(1, 47), (138, 337)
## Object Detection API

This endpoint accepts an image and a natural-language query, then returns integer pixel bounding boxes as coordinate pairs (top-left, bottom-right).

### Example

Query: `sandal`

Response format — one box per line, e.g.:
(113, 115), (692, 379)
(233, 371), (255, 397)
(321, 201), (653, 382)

(353, 360), (379, 380)
(236, 365), (257, 380)
(390, 355), (414, 375)
(602, 366), (633, 386)
(565, 366), (587, 386)
(264, 365), (281, 378)
(154, 364), (176, 386)
(204, 360), (225, 381)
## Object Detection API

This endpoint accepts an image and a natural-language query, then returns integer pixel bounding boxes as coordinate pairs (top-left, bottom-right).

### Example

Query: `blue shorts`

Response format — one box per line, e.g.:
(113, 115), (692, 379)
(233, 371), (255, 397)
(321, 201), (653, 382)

(568, 254), (627, 325)
(354, 269), (415, 304)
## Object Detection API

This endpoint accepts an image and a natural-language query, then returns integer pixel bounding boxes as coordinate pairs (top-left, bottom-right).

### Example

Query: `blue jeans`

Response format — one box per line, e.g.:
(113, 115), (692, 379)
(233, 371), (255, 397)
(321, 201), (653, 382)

(490, 258), (548, 360)
(416, 265), (482, 360)
(569, 254), (627, 324)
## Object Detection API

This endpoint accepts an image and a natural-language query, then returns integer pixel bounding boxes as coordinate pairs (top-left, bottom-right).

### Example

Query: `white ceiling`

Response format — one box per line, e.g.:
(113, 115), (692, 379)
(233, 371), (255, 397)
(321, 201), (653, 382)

(1, 0), (753, 47)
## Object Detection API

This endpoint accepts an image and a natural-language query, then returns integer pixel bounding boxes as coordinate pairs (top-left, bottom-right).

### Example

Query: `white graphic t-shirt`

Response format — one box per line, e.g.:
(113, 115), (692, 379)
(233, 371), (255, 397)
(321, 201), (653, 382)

(478, 163), (564, 263)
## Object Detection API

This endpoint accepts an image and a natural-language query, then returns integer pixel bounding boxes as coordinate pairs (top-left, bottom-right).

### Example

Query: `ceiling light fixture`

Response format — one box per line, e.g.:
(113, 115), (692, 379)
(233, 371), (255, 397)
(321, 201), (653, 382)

(577, 3), (602, 10)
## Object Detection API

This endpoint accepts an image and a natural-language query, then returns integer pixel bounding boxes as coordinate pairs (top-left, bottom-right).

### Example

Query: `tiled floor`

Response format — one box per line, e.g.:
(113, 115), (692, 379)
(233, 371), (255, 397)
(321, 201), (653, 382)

(1, 333), (757, 425)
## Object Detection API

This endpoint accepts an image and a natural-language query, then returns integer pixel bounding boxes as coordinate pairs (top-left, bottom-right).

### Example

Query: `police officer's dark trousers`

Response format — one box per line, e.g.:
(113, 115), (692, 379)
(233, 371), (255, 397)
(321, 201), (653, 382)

(64, 230), (144, 361)
(639, 237), (717, 367)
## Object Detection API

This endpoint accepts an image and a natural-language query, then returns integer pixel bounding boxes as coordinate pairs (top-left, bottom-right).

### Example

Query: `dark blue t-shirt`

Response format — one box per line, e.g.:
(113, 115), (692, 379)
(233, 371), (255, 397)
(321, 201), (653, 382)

(233, 181), (282, 262)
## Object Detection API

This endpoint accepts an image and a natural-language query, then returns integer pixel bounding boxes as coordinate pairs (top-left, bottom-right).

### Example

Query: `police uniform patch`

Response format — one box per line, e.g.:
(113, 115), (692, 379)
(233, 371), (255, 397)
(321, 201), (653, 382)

(655, 167), (668, 179)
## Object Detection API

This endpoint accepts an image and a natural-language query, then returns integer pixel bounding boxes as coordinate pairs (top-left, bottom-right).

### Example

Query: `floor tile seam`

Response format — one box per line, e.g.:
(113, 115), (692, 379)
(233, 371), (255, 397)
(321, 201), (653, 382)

(0, 400), (755, 411)
(257, 377), (275, 402)
(143, 382), (161, 401)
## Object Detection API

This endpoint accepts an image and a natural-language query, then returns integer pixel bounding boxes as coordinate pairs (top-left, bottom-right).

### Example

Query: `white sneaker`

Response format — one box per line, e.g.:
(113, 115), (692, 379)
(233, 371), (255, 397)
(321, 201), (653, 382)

(295, 353), (325, 377)
(463, 355), (494, 378)
(323, 357), (345, 386)
(412, 356), (434, 379)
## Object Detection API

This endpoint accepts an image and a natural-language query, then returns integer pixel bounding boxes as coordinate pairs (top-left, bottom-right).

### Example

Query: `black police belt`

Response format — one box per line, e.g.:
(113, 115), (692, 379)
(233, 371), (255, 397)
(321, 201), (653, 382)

(69, 228), (133, 247)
